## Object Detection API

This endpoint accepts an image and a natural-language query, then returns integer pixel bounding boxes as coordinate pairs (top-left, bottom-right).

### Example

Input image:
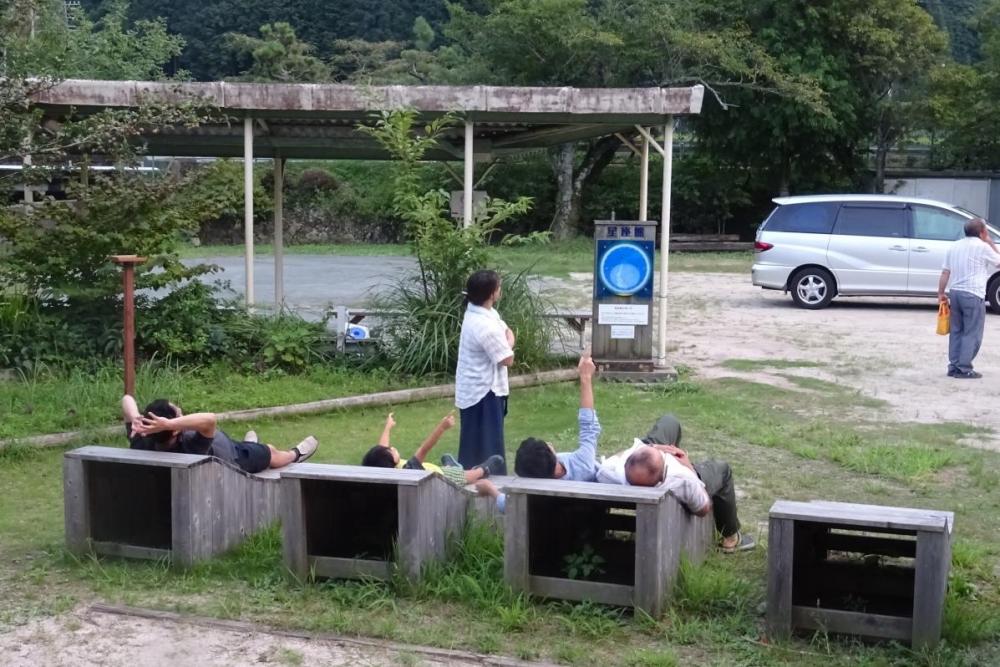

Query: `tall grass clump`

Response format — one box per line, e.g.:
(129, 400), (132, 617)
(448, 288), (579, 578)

(360, 109), (553, 377)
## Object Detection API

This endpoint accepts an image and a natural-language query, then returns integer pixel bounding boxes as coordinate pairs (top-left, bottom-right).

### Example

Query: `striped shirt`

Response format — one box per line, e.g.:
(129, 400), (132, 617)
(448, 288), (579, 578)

(943, 237), (1000, 298)
(455, 304), (513, 409)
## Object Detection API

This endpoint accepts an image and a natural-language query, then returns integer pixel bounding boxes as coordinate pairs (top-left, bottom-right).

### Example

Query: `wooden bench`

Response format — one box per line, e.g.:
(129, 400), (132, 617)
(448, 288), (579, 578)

(502, 478), (713, 616)
(63, 446), (281, 566)
(280, 464), (468, 581)
(670, 233), (753, 253)
(767, 500), (954, 649)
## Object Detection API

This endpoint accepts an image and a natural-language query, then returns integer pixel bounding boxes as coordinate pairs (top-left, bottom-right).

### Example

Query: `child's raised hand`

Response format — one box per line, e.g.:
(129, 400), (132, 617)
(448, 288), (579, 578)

(384, 412), (396, 429)
(440, 412), (456, 430)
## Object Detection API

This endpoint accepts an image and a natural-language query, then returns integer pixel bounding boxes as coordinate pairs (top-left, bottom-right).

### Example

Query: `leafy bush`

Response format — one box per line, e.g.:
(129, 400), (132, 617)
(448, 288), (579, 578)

(359, 109), (553, 376)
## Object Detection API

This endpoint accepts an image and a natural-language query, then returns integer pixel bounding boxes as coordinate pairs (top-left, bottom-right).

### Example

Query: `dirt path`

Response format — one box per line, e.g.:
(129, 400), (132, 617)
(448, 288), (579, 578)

(0, 605), (543, 667)
(547, 270), (1000, 449)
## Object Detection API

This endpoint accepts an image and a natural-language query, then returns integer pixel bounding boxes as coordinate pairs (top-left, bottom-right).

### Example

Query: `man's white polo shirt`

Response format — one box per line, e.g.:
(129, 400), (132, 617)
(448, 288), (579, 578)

(455, 304), (513, 409)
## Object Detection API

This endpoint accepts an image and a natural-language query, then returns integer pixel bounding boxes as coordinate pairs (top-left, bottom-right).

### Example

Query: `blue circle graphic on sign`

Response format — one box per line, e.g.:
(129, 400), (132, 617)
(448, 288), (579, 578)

(598, 242), (652, 296)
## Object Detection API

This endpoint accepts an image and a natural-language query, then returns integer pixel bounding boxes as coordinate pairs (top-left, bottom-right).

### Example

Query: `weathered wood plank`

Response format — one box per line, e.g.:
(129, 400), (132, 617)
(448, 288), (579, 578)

(500, 478), (668, 503)
(67, 446), (208, 468)
(682, 508), (714, 565)
(791, 606), (911, 642)
(911, 530), (951, 649)
(63, 456), (90, 555)
(91, 541), (171, 561)
(634, 497), (678, 615)
(281, 477), (308, 579)
(503, 493), (530, 593)
(766, 517), (795, 640)
(397, 484), (424, 579)
(529, 576), (634, 608)
(281, 463), (431, 485)
(310, 556), (392, 580)
(770, 500), (951, 533)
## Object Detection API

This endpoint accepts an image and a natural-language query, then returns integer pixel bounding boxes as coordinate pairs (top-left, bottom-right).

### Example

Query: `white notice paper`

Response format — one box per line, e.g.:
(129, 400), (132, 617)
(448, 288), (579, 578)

(598, 303), (649, 326)
(610, 325), (635, 339)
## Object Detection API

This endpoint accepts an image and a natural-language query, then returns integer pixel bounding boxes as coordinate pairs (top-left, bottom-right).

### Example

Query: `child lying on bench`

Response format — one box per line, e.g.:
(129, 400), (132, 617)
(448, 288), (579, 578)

(123, 395), (317, 474)
(362, 412), (504, 487)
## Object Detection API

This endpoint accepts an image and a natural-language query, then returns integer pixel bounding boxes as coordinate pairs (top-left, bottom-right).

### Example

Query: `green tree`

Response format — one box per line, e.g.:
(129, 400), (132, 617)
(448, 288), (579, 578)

(443, 0), (826, 239)
(225, 22), (330, 82)
(693, 0), (948, 200)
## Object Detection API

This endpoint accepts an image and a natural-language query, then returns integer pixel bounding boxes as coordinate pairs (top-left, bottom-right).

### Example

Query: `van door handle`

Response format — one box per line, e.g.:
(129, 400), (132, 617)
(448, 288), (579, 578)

(889, 245), (907, 251)
(912, 246), (930, 253)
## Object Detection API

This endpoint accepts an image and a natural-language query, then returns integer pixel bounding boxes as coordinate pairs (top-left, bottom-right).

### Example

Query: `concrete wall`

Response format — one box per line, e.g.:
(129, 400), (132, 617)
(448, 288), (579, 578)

(885, 176), (993, 218)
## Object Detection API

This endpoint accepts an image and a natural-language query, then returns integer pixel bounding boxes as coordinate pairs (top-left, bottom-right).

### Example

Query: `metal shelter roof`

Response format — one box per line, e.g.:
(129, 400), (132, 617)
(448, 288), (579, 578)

(32, 80), (705, 160)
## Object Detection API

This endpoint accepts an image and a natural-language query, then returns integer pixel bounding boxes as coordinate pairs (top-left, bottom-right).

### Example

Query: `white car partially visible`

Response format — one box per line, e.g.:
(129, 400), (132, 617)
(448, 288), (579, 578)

(751, 194), (1000, 311)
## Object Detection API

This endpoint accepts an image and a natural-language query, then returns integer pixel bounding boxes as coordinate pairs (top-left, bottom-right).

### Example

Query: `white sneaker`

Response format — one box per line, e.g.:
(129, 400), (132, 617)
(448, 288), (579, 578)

(293, 436), (318, 463)
(243, 430), (258, 443)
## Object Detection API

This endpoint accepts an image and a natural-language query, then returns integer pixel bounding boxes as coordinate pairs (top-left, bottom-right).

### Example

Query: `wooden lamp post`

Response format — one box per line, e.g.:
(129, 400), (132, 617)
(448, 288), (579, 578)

(111, 255), (146, 397)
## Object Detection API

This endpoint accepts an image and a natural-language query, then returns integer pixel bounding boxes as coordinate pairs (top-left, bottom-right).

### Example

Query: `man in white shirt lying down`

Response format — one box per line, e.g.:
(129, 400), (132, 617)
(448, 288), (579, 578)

(598, 415), (755, 554)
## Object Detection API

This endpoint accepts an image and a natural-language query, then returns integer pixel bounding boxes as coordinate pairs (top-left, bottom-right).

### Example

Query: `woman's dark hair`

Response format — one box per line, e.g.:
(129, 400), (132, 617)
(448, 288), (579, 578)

(142, 399), (179, 449)
(514, 438), (557, 478)
(362, 445), (397, 468)
(465, 270), (502, 306)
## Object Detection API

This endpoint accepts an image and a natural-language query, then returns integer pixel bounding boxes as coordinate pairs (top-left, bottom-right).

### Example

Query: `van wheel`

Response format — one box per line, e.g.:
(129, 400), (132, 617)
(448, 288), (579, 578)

(989, 276), (1000, 315)
(789, 267), (835, 309)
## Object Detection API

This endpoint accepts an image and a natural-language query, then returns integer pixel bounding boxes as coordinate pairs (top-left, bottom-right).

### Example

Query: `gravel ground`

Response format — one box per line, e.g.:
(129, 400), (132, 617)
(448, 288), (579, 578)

(547, 270), (1000, 450)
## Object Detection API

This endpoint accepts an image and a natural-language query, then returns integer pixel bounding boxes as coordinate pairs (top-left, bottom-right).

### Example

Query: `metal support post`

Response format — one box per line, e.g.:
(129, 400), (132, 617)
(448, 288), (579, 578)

(243, 116), (255, 307)
(656, 119), (674, 368)
(463, 120), (474, 227)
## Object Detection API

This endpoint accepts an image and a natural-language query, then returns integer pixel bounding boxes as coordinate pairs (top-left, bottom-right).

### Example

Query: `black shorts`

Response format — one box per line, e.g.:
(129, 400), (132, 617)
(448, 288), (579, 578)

(234, 441), (272, 474)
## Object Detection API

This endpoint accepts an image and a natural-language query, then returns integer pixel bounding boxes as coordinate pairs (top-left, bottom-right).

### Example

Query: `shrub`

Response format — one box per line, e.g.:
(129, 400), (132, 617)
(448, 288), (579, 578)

(359, 109), (553, 376)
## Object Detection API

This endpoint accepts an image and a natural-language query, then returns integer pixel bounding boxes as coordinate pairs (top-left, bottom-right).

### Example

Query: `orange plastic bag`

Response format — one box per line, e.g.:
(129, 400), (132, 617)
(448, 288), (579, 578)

(936, 302), (950, 335)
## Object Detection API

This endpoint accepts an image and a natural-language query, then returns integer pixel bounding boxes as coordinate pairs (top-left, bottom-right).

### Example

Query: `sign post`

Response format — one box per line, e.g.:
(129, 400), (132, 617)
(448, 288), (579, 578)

(591, 221), (673, 379)
(110, 255), (146, 397)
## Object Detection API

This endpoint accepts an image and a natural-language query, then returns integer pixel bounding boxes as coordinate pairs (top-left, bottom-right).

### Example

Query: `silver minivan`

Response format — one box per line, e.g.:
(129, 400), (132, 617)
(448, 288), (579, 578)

(752, 194), (1000, 311)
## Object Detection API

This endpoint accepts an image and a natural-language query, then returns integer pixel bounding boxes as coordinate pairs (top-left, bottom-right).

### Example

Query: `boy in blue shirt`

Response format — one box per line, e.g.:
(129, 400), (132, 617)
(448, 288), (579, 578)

(476, 354), (598, 511)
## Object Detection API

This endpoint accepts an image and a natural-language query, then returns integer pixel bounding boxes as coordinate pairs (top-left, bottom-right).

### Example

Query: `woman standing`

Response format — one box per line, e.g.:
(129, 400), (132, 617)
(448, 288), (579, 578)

(455, 270), (515, 474)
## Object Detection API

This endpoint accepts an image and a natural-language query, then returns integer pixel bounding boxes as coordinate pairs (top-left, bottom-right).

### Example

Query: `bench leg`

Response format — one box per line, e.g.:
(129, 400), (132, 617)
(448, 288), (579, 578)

(503, 494), (530, 594)
(63, 457), (91, 555)
(912, 529), (950, 649)
(281, 478), (309, 580)
(766, 518), (795, 640)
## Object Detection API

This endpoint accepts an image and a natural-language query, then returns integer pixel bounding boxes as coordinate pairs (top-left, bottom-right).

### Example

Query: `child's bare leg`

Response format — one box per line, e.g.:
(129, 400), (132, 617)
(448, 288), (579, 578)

(267, 436), (318, 468)
(267, 445), (297, 469)
(464, 467), (486, 483)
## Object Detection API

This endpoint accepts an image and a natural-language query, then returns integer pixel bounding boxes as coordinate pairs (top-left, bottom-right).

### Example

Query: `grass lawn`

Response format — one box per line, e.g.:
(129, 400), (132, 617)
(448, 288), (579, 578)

(1, 375), (998, 665)
(0, 362), (433, 441)
(180, 241), (752, 277)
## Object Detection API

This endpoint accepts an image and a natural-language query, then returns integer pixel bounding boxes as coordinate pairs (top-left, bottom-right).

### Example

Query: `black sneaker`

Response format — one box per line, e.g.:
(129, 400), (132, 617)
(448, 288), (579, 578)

(954, 370), (983, 379)
(947, 368), (959, 377)
(440, 453), (460, 468)
(475, 455), (505, 478)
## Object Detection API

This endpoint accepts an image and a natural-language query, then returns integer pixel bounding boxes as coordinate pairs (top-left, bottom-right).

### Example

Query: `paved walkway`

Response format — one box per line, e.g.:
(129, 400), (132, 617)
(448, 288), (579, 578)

(184, 255), (417, 317)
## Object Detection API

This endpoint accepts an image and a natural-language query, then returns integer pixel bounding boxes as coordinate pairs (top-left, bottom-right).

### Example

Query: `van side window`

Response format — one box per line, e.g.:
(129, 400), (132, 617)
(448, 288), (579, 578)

(912, 206), (967, 241)
(833, 206), (907, 238)
(763, 203), (840, 233)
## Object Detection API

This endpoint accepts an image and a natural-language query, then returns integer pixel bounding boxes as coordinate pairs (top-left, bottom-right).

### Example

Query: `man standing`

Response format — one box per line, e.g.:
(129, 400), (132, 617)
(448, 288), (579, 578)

(938, 218), (1000, 379)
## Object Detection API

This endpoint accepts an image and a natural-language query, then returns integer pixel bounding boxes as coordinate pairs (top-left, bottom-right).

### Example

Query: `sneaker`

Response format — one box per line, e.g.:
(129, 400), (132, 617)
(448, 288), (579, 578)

(954, 370), (983, 379)
(475, 454), (505, 478)
(243, 430), (259, 443)
(292, 436), (318, 463)
(947, 368), (959, 377)
(720, 532), (756, 554)
(440, 453), (461, 468)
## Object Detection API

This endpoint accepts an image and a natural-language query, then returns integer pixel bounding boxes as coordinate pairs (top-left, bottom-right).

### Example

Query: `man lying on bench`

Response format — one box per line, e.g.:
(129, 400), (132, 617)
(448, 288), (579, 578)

(122, 395), (318, 474)
(597, 420), (755, 554)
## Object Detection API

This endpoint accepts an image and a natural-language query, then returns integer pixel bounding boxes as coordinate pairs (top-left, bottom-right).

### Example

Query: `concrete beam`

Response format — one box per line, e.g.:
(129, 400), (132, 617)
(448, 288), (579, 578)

(33, 80), (706, 119)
